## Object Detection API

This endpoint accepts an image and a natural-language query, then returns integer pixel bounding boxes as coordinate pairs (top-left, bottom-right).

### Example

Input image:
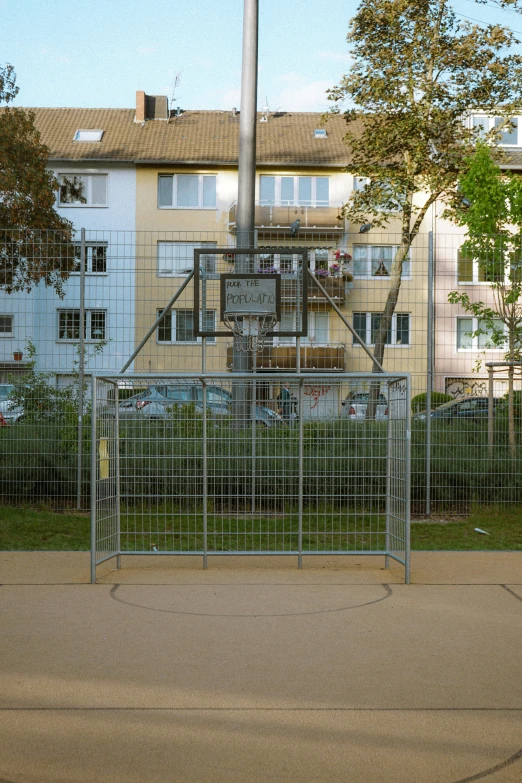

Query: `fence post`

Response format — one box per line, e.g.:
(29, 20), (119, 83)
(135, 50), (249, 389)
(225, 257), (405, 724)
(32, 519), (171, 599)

(115, 382), (121, 570)
(202, 378), (208, 569)
(426, 230), (434, 515)
(90, 375), (97, 584)
(298, 377), (304, 569)
(488, 364), (494, 455)
(405, 376), (412, 585)
(77, 228), (86, 510)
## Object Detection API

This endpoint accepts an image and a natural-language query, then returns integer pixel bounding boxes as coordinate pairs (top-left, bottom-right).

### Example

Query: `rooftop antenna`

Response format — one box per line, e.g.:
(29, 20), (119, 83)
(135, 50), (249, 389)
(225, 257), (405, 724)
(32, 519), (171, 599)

(260, 97), (269, 122)
(169, 71), (182, 121)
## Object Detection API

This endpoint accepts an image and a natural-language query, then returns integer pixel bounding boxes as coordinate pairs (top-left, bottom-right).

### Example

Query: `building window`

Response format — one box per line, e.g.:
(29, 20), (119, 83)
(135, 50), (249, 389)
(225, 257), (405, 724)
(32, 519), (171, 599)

(157, 309), (216, 344)
(353, 245), (410, 278)
(276, 312), (328, 345)
(0, 315), (13, 336)
(157, 241), (216, 276)
(58, 310), (106, 341)
(158, 174), (217, 208)
(456, 317), (505, 351)
(73, 130), (104, 142)
(259, 176), (330, 206)
(457, 248), (504, 284)
(73, 243), (108, 273)
(472, 115), (518, 145)
(353, 177), (369, 191)
(58, 174), (108, 206)
(353, 312), (410, 347)
(258, 250), (300, 272)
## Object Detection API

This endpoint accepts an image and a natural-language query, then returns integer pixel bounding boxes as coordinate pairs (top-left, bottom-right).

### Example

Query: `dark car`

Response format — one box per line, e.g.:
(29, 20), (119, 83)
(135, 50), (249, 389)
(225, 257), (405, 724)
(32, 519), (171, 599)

(108, 383), (283, 427)
(414, 396), (500, 421)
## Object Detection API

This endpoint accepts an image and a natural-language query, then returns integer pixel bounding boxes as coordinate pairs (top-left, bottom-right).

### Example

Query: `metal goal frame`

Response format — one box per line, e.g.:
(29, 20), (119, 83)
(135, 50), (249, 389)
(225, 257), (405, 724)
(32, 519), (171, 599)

(91, 371), (411, 583)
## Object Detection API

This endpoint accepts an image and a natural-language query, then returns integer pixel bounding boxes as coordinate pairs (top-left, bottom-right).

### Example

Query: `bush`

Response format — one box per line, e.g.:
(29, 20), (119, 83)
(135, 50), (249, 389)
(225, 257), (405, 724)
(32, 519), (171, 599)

(411, 391), (453, 413)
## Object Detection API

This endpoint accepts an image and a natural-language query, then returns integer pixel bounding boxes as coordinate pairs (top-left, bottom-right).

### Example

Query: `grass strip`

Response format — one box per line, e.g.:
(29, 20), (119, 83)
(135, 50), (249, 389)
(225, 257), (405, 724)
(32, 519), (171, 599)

(0, 506), (520, 551)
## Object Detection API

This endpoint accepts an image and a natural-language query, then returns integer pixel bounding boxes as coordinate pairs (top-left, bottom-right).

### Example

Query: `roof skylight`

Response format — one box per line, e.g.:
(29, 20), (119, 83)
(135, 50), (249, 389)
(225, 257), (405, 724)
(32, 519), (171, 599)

(73, 129), (104, 142)
(314, 129), (327, 138)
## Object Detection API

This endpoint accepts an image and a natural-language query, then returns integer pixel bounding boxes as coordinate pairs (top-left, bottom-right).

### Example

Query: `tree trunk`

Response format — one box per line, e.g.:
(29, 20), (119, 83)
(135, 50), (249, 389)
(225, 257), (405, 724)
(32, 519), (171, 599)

(367, 238), (410, 419)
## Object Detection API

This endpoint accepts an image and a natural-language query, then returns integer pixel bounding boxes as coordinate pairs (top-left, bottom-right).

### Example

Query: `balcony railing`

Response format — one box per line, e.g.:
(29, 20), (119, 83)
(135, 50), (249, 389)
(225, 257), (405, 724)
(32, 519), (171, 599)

(226, 344), (345, 371)
(280, 275), (347, 303)
(228, 204), (344, 234)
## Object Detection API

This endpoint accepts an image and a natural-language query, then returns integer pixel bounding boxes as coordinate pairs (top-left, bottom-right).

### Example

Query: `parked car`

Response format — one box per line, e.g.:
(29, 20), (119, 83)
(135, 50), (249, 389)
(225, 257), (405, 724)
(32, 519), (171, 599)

(106, 383), (284, 427)
(413, 395), (500, 421)
(0, 384), (23, 424)
(341, 391), (388, 420)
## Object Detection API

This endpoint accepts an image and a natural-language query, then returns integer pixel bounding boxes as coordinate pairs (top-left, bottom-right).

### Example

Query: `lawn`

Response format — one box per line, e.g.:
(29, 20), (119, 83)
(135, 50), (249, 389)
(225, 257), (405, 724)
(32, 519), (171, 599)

(0, 505), (520, 551)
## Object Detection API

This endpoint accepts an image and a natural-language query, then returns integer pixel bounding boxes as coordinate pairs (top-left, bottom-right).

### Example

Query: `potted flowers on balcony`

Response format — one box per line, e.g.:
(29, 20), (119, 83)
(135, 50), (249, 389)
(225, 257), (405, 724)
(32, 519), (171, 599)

(314, 267), (329, 278)
(257, 266), (278, 274)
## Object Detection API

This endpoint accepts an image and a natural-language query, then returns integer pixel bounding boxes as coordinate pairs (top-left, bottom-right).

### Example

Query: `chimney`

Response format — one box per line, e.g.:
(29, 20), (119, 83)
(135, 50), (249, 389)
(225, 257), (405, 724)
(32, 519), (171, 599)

(136, 91), (146, 123)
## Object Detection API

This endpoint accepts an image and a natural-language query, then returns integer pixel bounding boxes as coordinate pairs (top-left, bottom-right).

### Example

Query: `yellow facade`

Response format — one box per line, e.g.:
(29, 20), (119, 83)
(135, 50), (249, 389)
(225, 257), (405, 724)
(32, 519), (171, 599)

(134, 163), (430, 386)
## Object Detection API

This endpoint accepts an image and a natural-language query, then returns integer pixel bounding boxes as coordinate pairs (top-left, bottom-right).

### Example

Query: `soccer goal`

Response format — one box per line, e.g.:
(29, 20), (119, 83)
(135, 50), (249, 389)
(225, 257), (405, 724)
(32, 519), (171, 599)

(91, 371), (410, 582)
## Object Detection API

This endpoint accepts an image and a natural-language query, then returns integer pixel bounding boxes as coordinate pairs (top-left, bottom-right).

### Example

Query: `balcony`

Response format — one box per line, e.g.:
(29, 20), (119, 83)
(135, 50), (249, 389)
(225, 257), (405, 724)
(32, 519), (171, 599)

(281, 274), (347, 304)
(226, 344), (345, 371)
(228, 203), (344, 237)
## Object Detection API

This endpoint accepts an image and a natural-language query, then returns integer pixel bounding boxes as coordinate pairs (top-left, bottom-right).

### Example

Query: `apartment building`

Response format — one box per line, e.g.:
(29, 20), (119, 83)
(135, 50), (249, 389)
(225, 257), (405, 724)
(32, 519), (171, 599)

(0, 108), (138, 380)
(432, 111), (522, 397)
(2, 93), (518, 399)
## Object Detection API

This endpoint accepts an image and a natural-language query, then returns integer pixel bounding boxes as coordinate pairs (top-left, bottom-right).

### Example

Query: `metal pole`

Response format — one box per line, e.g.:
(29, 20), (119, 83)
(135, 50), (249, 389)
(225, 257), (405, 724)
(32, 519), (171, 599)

(202, 379), (208, 569)
(115, 383), (121, 570)
(90, 375), (97, 584)
(236, 0), (258, 251)
(201, 266), (207, 373)
(298, 378), (304, 568)
(488, 364), (494, 455)
(384, 384), (392, 570)
(251, 360), (257, 513)
(426, 230), (434, 515)
(76, 228), (86, 510)
(405, 376), (412, 585)
(120, 271), (194, 373)
(233, 0), (259, 380)
(308, 270), (384, 372)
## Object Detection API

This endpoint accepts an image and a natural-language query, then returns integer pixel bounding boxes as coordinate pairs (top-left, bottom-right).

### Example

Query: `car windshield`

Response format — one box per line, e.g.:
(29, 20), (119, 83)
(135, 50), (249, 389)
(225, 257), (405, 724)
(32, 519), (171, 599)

(347, 393), (386, 403)
(154, 385), (193, 402)
(0, 385), (13, 401)
(193, 386), (232, 403)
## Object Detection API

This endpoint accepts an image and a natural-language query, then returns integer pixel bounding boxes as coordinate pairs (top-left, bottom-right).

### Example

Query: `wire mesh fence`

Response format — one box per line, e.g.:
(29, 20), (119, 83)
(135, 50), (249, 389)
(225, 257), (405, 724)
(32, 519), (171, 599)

(91, 373), (410, 582)
(0, 227), (520, 514)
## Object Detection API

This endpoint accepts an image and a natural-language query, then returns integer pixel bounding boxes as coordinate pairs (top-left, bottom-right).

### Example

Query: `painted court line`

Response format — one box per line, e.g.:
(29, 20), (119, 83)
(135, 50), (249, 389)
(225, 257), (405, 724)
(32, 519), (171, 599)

(501, 584), (522, 603)
(108, 582), (394, 617)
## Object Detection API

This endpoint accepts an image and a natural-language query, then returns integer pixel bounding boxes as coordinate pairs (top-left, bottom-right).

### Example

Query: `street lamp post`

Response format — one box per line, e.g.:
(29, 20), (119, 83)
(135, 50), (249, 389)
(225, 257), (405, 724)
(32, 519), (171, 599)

(233, 0), (259, 377)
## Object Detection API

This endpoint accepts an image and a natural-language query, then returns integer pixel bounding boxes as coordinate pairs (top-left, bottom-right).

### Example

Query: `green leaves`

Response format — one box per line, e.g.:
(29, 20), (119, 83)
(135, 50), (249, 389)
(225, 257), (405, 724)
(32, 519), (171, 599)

(0, 65), (76, 293)
(329, 1), (522, 233)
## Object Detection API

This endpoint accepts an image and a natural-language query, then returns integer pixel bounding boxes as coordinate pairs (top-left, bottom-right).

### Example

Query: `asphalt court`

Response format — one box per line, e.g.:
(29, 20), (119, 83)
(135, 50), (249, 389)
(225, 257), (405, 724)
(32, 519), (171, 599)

(0, 551), (521, 782)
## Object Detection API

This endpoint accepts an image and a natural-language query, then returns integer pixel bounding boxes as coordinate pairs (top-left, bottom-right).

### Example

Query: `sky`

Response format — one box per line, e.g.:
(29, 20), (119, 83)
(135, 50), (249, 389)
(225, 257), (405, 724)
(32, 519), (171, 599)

(1, 0), (522, 113)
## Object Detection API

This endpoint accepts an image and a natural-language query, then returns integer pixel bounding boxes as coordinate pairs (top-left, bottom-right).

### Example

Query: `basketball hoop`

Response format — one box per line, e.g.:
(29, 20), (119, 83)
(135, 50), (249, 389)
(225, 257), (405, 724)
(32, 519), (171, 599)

(224, 312), (277, 353)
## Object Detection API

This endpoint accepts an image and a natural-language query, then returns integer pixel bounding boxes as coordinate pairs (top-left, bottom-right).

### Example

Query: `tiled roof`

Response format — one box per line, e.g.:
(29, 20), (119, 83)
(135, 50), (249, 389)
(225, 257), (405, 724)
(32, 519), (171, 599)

(13, 106), (522, 168)
(5, 107), (356, 167)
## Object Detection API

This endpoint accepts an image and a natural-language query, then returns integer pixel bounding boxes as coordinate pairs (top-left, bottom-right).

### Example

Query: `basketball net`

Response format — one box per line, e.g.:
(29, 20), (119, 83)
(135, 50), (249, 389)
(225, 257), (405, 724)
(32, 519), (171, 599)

(223, 313), (277, 353)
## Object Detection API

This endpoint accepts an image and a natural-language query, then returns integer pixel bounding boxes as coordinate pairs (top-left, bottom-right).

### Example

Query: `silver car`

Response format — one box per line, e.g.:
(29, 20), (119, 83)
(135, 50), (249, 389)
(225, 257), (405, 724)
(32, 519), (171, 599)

(341, 391), (388, 421)
(0, 384), (23, 424)
(109, 383), (284, 427)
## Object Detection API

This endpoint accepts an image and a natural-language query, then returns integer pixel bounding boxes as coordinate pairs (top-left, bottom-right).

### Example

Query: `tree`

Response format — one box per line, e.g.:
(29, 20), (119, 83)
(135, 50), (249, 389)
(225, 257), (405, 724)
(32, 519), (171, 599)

(328, 0), (522, 412)
(0, 63), (81, 294)
(447, 141), (522, 453)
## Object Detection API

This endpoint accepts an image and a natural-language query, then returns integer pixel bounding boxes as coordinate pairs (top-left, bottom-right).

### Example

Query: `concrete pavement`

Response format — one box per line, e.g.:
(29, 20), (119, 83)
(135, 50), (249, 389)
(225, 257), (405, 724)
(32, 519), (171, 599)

(1, 551), (521, 782)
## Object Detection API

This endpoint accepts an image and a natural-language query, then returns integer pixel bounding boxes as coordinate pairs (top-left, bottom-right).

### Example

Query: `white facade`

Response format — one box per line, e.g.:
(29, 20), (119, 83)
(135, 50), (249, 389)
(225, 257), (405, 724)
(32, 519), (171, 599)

(0, 163), (136, 378)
